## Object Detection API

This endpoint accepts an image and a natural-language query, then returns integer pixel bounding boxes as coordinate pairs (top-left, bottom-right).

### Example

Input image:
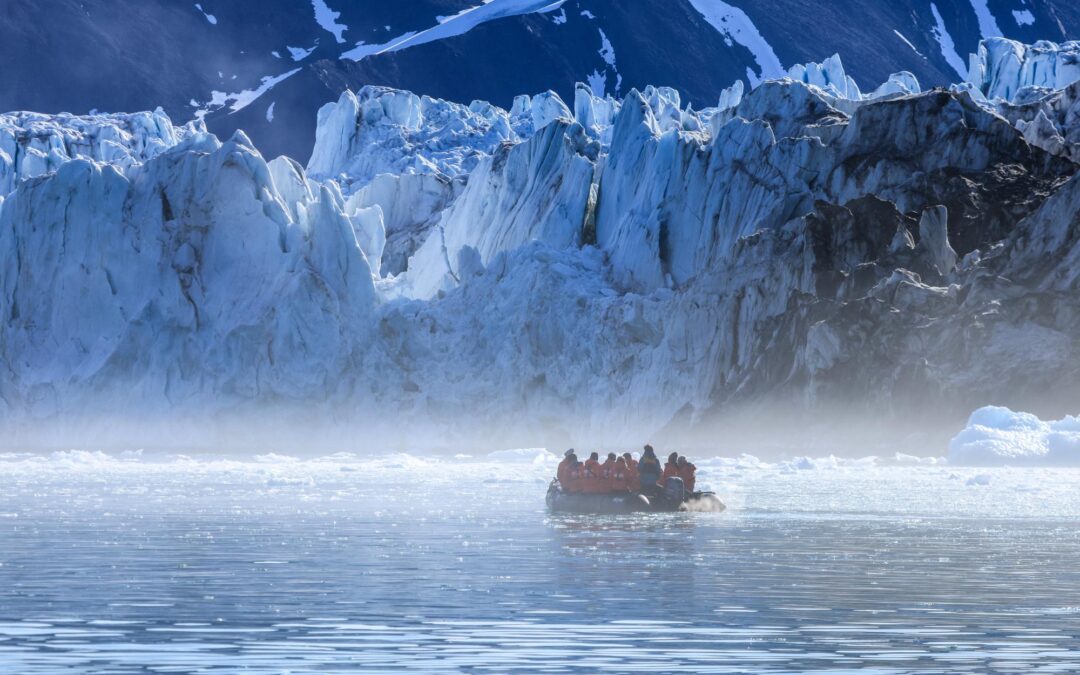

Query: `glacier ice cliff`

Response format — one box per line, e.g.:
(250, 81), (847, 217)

(3, 41), (1080, 452)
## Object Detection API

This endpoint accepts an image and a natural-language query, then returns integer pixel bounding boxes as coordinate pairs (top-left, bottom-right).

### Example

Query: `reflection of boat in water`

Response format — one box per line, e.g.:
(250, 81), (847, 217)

(546, 481), (725, 514)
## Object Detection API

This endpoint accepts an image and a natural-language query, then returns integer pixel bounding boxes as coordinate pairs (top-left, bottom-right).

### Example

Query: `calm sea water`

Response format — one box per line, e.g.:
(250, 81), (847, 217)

(1, 450), (1079, 673)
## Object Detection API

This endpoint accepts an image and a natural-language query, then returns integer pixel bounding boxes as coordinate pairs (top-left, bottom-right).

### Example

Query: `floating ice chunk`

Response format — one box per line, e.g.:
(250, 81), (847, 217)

(966, 473), (991, 486)
(948, 406), (1080, 466)
(487, 448), (557, 464)
(895, 453), (941, 465)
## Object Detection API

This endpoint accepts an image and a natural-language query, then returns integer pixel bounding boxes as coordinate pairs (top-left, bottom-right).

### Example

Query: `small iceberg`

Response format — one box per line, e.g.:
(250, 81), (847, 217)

(948, 406), (1080, 466)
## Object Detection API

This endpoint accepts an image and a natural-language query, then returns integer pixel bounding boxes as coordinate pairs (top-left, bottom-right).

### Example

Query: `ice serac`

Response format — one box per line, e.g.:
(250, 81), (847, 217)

(573, 83), (620, 145)
(346, 172), (461, 276)
(0, 130), (376, 418)
(967, 38), (1080, 102)
(398, 119), (599, 299)
(0, 109), (201, 195)
(306, 86), (516, 188)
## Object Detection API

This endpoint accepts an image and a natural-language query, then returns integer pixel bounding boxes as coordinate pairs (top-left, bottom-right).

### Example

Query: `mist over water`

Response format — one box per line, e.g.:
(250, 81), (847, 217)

(2, 450), (1080, 672)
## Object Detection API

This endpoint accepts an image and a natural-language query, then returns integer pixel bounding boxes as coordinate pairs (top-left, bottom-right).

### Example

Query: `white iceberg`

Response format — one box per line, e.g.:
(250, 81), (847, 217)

(948, 406), (1080, 466)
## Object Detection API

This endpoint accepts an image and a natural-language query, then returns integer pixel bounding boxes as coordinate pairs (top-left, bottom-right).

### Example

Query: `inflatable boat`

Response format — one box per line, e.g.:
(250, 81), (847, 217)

(546, 480), (725, 514)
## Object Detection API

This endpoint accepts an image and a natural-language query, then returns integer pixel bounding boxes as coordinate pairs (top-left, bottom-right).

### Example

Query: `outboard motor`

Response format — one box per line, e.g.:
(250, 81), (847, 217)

(663, 476), (685, 503)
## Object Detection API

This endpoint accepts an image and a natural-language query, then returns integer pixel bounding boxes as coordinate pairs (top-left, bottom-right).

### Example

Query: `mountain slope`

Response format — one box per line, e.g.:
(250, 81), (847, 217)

(3, 0), (1079, 161)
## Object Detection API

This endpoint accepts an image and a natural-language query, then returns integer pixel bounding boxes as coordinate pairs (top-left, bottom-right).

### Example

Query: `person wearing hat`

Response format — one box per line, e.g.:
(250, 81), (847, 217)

(556, 449), (576, 487)
(637, 445), (662, 494)
(582, 452), (606, 493)
(677, 455), (696, 493)
(623, 453), (640, 490)
(599, 452), (618, 490)
(662, 452), (680, 484)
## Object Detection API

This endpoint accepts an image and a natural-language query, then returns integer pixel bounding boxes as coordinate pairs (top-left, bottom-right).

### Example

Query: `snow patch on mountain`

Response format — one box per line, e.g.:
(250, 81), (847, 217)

(893, 30), (924, 59)
(287, 44), (317, 61)
(968, 0), (1003, 39)
(312, 0), (348, 44)
(194, 4), (217, 25)
(930, 3), (969, 79)
(196, 68), (302, 118)
(1013, 10), (1035, 27)
(596, 28), (622, 95)
(341, 0), (568, 62)
(685, 0), (784, 86)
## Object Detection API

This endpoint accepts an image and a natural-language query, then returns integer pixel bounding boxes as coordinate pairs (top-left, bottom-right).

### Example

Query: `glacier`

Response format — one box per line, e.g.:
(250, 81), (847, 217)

(3, 39), (1080, 451)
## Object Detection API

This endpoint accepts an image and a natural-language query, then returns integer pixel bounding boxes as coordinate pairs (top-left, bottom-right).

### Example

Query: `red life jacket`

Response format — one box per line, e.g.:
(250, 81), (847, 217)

(565, 464), (585, 493)
(556, 457), (573, 485)
(599, 460), (616, 488)
(582, 459), (606, 493)
(662, 462), (679, 483)
(679, 463), (697, 492)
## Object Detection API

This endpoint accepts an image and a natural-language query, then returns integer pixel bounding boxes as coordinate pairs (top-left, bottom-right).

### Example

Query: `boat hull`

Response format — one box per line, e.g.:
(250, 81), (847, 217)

(546, 483), (725, 514)
(546, 489), (652, 514)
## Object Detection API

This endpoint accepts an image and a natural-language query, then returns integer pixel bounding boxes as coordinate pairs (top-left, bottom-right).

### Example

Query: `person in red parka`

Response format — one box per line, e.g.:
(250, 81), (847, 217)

(662, 452), (680, 484)
(564, 458), (585, 493)
(610, 456), (630, 492)
(582, 452), (606, 493)
(677, 456), (696, 493)
(599, 452), (617, 490)
(556, 449), (575, 487)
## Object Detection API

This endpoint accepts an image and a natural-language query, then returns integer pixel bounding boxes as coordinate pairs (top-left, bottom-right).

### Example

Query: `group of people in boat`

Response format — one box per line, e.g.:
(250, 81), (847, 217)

(555, 444), (696, 496)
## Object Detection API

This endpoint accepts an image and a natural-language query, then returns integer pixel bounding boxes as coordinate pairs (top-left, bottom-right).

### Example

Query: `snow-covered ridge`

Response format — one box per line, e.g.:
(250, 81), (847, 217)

(3, 39), (1080, 451)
